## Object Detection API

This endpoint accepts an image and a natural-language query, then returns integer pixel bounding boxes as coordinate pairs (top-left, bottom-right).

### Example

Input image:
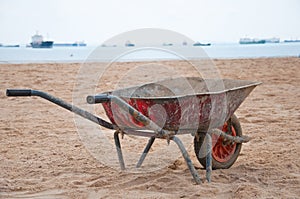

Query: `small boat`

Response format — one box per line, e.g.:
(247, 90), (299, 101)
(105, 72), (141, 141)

(72, 41), (87, 47)
(162, 43), (173, 46)
(125, 40), (135, 47)
(193, 42), (211, 46)
(30, 32), (53, 48)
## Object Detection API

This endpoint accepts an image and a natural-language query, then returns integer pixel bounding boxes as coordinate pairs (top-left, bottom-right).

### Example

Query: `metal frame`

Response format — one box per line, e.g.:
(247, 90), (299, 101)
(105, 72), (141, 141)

(6, 89), (251, 184)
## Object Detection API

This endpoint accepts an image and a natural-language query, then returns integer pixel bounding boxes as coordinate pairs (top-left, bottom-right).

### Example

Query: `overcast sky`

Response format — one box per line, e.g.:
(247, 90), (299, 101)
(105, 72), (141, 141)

(0, 0), (299, 44)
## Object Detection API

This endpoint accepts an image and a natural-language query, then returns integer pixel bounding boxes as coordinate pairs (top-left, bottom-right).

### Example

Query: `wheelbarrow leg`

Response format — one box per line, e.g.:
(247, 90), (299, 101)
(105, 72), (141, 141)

(114, 131), (125, 170)
(206, 133), (212, 182)
(136, 136), (155, 168)
(172, 136), (202, 184)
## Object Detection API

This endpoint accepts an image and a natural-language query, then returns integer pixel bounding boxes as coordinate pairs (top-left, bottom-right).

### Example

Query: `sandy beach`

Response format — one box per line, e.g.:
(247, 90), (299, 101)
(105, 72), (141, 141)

(0, 57), (299, 198)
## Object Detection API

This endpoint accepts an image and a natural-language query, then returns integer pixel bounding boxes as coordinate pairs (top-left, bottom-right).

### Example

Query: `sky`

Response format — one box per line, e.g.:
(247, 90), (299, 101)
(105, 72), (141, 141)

(0, 0), (300, 44)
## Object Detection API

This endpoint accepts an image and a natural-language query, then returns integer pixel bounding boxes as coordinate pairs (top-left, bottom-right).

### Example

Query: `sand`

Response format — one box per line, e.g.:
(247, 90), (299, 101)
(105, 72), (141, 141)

(0, 57), (299, 198)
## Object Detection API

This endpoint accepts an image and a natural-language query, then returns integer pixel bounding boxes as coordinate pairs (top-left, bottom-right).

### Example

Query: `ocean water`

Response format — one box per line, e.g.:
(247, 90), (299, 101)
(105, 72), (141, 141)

(0, 42), (299, 64)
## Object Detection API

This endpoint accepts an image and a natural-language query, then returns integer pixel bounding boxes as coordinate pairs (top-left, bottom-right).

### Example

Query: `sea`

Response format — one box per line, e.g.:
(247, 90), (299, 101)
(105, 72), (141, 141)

(0, 42), (299, 64)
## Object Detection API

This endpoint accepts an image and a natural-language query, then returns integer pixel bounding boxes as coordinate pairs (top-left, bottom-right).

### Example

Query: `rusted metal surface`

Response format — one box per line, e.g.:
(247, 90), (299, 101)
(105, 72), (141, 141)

(206, 133), (212, 183)
(6, 89), (115, 130)
(114, 131), (125, 170)
(105, 95), (172, 140)
(210, 128), (251, 144)
(136, 137), (155, 168)
(100, 77), (260, 133)
(172, 136), (202, 184)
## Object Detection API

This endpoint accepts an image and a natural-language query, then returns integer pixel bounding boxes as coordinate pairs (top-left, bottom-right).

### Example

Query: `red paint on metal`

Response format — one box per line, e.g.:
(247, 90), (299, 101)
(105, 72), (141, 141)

(212, 123), (237, 162)
(101, 82), (257, 132)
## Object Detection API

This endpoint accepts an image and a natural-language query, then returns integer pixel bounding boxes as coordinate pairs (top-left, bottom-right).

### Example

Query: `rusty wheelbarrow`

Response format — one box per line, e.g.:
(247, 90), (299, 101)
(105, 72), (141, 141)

(6, 77), (260, 184)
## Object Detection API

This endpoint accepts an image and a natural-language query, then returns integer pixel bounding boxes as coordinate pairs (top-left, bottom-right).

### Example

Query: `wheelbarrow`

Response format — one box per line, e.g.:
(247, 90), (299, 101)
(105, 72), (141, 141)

(6, 77), (260, 184)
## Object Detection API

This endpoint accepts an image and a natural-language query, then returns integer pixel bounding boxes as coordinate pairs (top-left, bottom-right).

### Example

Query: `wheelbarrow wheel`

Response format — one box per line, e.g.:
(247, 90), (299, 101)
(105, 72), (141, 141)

(194, 114), (242, 169)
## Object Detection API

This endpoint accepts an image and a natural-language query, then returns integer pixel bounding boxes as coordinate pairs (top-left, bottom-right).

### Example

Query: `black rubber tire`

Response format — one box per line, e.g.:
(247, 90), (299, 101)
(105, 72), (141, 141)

(194, 114), (242, 169)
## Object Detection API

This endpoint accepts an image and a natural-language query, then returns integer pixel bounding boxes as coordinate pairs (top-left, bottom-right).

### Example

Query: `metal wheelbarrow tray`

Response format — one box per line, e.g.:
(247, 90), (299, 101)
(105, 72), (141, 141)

(6, 77), (260, 184)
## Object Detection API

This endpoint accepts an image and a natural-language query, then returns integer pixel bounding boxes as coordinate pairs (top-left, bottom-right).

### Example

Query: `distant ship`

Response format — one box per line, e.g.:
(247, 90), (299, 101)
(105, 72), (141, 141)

(125, 40), (135, 47)
(101, 44), (117, 47)
(0, 44), (20, 48)
(53, 41), (87, 47)
(239, 38), (266, 44)
(30, 33), (53, 48)
(284, 39), (300, 43)
(193, 42), (211, 46)
(265, 37), (280, 43)
(72, 41), (87, 47)
(162, 43), (173, 46)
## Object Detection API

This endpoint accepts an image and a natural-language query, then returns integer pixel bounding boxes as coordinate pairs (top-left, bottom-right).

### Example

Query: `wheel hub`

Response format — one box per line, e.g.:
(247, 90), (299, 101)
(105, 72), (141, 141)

(212, 123), (237, 163)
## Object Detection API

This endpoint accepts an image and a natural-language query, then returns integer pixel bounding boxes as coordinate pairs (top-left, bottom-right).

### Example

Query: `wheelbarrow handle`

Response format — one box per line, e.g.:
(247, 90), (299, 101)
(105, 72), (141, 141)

(86, 94), (111, 104)
(6, 89), (32, 96)
(6, 89), (115, 130)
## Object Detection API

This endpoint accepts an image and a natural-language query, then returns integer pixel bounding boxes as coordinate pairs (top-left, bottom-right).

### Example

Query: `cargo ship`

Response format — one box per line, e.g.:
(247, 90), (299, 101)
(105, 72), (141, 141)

(30, 33), (53, 48)
(284, 39), (300, 43)
(239, 38), (266, 44)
